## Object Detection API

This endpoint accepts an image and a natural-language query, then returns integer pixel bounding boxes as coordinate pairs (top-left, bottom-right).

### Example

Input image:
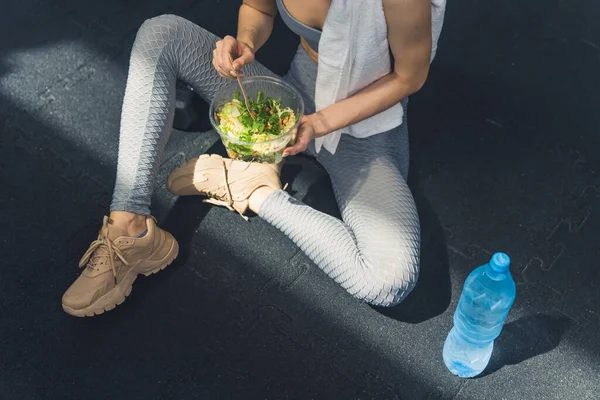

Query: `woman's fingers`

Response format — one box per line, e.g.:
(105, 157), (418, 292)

(212, 55), (232, 78)
(213, 36), (256, 79)
(284, 116), (317, 157)
(283, 135), (310, 157)
(212, 47), (228, 77)
(232, 47), (255, 73)
(213, 37), (237, 79)
(221, 36), (239, 77)
(283, 142), (305, 157)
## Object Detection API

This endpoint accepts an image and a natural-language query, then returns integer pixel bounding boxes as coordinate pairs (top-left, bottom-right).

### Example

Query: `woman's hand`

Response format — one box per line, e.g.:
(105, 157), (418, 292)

(283, 115), (318, 157)
(212, 35), (255, 79)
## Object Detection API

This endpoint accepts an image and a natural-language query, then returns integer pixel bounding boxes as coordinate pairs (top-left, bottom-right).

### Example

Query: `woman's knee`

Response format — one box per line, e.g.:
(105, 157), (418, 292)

(360, 259), (420, 307)
(135, 14), (192, 47)
(141, 14), (186, 31)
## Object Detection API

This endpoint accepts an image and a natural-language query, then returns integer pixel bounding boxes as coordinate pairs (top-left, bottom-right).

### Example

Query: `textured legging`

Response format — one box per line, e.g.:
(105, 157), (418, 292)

(111, 14), (420, 307)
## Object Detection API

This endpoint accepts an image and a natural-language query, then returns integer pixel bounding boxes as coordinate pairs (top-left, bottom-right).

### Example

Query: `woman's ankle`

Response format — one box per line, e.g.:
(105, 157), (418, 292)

(109, 211), (148, 237)
(248, 186), (277, 214)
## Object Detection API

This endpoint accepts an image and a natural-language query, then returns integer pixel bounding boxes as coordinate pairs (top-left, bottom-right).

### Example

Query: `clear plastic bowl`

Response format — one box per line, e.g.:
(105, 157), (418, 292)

(209, 76), (304, 164)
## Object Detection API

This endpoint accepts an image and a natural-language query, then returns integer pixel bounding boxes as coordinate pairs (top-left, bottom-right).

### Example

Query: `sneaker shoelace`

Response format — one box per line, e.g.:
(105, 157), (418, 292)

(202, 160), (249, 221)
(200, 158), (285, 221)
(78, 234), (130, 284)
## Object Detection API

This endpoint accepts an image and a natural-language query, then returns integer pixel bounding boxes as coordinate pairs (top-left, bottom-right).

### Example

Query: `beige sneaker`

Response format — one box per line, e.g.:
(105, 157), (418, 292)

(62, 216), (179, 317)
(167, 154), (282, 219)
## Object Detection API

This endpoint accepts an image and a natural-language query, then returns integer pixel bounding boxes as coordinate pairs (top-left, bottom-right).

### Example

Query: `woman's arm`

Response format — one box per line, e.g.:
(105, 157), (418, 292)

(214, 1), (276, 77)
(310, 0), (432, 138)
(237, 1), (278, 54)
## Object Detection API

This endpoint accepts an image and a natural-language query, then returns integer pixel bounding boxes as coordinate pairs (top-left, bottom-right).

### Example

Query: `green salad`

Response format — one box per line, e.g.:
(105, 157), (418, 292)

(215, 91), (297, 163)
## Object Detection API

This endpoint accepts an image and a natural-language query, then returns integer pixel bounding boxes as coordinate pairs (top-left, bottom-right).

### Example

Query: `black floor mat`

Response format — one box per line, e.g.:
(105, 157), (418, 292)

(1, 0), (599, 399)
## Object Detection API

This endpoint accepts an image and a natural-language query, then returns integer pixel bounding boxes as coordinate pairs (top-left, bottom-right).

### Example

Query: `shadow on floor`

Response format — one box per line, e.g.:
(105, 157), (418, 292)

(479, 314), (571, 377)
(299, 163), (341, 219)
(161, 196), (212, 268)
(159, 140), (226, 268)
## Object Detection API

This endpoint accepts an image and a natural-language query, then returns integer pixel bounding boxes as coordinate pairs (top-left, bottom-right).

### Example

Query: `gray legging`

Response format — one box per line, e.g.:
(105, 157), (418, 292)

(111, 14), (420, 307)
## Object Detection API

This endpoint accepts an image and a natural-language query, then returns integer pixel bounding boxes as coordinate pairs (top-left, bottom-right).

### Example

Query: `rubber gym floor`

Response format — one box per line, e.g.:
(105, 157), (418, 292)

(1, 0), (599, 399)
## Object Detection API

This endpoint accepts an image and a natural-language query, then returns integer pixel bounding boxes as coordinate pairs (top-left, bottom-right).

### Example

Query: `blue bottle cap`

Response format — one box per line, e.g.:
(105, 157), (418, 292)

(490, 252), (511, 272)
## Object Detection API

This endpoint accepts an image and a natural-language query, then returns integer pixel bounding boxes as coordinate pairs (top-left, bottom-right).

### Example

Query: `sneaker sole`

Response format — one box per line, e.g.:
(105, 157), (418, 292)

(62, 238), (179, 318)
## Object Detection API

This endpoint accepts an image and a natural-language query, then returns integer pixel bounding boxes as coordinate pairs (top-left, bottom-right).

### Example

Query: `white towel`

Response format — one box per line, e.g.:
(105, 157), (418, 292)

(314, 0), (447, 154)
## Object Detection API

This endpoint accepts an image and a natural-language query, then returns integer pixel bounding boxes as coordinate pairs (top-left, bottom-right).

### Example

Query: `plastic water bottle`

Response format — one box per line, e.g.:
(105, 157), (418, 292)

(443, 252), (516, 378)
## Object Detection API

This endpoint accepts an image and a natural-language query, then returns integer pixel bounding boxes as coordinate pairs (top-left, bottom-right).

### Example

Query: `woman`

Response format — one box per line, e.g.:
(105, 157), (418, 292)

(62, 0), (443, 317)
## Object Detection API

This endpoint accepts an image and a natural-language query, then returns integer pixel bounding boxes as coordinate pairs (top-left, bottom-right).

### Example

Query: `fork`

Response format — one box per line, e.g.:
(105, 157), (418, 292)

(228, 54), (255, 120)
